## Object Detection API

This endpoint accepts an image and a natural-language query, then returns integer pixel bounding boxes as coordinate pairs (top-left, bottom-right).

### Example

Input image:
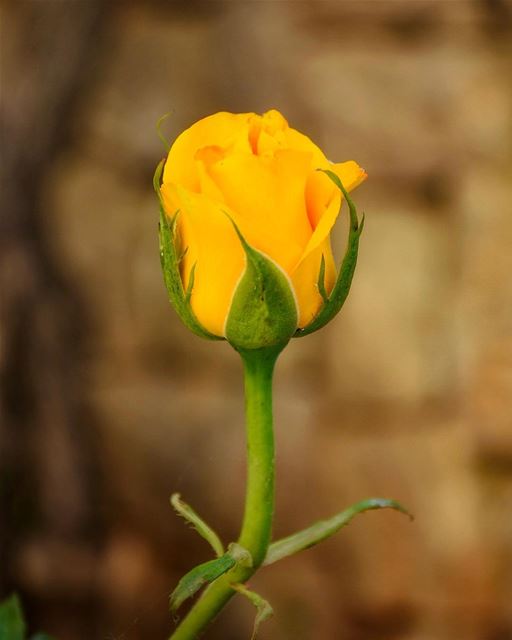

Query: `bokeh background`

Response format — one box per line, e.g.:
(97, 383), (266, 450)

(2, 1), (512, 639)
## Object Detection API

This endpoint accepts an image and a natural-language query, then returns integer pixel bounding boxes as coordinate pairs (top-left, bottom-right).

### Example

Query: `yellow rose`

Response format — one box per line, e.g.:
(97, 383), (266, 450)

(159, 109), (366, 339)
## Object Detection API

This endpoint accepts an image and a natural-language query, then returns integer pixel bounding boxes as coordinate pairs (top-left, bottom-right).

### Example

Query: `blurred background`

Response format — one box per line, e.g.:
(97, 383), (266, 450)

(1, 1), (512, 639)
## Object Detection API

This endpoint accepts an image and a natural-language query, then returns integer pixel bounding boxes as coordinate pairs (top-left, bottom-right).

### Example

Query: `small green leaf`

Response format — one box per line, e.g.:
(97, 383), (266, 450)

(154, 160), (221, 341)
(296, 170), (364, 337)
(264, 498), (412, 566)
(0, 594), (26, 640)
(225, 221), (298, 350)
(232, 583), (273, 640)
(170, 554), (236, 613)
(170, 544), (252, 613)
(171, 493), (224, 558)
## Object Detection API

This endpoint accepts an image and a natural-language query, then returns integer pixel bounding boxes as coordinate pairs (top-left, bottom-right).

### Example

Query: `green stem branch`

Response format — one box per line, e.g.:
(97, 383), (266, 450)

(169, 343), (284, 640)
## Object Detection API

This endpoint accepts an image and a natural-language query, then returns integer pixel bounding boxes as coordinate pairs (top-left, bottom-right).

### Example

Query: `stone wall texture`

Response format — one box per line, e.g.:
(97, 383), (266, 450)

(2, 1), (512, 639)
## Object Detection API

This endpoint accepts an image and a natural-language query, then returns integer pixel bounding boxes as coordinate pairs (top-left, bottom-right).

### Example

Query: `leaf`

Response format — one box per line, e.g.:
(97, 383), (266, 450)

(295, 170), (364, 337)
(0, 594), (26, 640)
(169, 544), (252, 614)
(170, 555), (236, 613)
(264, 498), (412, 566)
(225, 220), (298, 350)
(171, 493), (224, 558)
(231, 583), (273, 640)
(154, 160), (221, 341)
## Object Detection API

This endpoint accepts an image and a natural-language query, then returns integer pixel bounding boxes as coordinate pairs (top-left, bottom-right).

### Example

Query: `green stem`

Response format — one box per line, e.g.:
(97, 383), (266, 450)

(169, 343), (284, 640)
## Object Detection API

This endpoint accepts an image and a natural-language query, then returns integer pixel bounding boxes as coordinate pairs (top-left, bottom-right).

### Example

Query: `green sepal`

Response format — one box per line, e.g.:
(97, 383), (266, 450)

(225, 221), (298, 350)
(156, 113), (171, 151)
(295, 170), (365, 338)
(317, 254), (329, 304)
(0, 595), (25, 640)
(170, 543), (252, 613)
(264, 498), (412, 566)
(171, 493), (224, 558)
(231, 583), (273, 640)
(154, 160), (222, 341)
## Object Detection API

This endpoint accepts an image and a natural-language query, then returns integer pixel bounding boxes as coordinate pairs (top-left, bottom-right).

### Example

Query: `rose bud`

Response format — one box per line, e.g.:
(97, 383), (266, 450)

(155, 109), (366, 350)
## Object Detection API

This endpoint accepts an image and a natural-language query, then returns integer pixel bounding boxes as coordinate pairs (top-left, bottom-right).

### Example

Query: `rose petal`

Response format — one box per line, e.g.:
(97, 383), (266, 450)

(291, 237), (336, 328)
(163, 112), (253, 192)
(284, 127), (329, 169)
(199, 148), (313, 274)
(161, 182), (245, 336)
(306, 160), (367, 229)
(301, 161), (367, 262)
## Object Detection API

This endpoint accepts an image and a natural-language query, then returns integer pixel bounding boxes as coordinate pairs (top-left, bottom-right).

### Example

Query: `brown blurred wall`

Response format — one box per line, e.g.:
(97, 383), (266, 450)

(1, 1), (512, 639)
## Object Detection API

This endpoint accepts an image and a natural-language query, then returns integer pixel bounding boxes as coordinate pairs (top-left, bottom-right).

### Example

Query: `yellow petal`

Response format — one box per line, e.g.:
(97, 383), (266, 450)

(301, 161), (367, 259)
(305, 170), (336, 229)
(291, 238), (336, 328)
(284, 126), (329, 169)
(290, 161), (366, 325)
(333, 160), (368, 193)
(306, 160), (367, 228)
(163, 112), (253, 192)
(199, 148), (313, 274)
(160, 183), (200, 291)
(248, 110), (288, 155)
(260, 109), (289, 135)
(160, 182), (245, 337)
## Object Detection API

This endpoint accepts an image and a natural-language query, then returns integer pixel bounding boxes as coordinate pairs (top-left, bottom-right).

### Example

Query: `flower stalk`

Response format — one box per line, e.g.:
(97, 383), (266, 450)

(157, 114), (411, 637)
(169, 344), (284, 640)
